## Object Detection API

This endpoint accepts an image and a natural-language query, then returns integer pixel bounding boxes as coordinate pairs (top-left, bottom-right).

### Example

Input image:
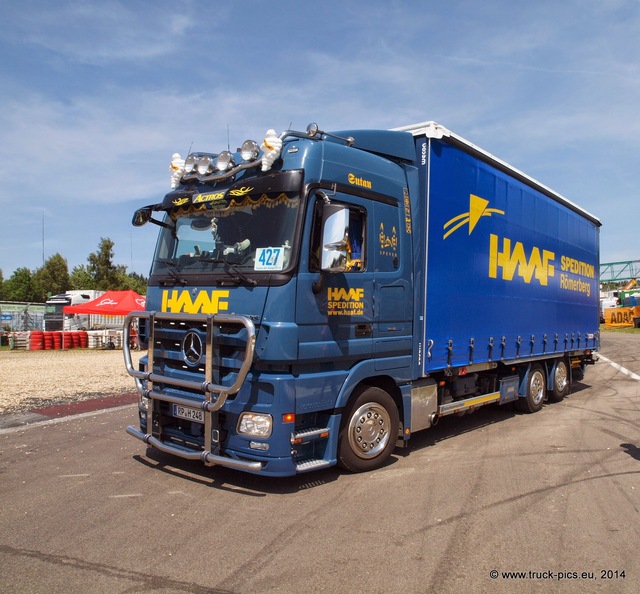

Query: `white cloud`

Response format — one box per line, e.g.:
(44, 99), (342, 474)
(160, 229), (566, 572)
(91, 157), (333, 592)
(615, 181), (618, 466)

(1, 0), (638, 276)
(3, 1), (201, 65)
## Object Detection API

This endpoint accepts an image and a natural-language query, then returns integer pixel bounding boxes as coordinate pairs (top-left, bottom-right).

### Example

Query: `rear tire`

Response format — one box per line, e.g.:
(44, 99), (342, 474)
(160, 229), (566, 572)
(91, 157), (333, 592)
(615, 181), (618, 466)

(516, 364), (546, 413)
(338, 386), (399, 473)
(548, 359), (570, 402)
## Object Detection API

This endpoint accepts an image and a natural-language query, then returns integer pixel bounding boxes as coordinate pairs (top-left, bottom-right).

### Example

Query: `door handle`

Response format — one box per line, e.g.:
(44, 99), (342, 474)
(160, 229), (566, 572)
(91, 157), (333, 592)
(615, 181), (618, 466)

(356, 323), (372, 337)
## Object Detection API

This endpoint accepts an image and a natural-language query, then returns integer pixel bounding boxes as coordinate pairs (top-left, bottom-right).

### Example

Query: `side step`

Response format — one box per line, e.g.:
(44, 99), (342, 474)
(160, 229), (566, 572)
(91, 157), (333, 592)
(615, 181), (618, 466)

(291, 427), (330, 444)
(437, 390), (502, 417)
(296, 459), (332, 473)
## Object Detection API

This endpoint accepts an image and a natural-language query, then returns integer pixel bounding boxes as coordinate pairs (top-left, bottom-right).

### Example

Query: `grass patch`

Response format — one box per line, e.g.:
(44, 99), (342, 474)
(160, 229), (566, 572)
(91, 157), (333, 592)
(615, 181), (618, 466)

(600, 324), (640, 334)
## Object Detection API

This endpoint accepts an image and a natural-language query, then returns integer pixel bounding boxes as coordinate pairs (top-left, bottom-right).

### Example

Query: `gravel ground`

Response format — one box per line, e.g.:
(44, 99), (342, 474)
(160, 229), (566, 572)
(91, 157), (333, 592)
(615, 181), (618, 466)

(0, 349), (145, 415)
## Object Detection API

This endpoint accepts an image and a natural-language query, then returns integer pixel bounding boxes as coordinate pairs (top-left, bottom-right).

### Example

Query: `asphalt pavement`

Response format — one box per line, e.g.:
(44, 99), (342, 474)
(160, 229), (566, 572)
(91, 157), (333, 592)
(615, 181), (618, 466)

(0, 332), (638, 593)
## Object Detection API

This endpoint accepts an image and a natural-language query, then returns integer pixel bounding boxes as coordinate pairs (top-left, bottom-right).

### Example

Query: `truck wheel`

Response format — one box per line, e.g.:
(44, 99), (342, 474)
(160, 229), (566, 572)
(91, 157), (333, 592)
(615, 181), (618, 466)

(338, 386), (399, 473)
(548, 359), (570, 402)
(516, 364), (546, 414)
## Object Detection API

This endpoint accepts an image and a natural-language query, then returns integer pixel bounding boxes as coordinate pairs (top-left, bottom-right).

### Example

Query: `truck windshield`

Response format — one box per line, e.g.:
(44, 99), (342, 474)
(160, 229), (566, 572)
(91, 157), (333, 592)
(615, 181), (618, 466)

(151, 190), (301, 277)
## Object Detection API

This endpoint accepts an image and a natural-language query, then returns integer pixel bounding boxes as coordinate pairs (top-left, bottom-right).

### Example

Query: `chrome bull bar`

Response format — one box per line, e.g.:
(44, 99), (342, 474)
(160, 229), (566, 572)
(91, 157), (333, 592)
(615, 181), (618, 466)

(125, 426), (262, 471)
(123, 310), (256, 410)
(123, 310), (261, 471)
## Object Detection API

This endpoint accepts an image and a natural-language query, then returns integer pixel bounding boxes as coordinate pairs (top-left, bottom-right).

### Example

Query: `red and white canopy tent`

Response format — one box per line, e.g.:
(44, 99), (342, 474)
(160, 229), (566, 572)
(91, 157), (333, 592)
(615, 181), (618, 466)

(62, 290), (146, 348)
(63, 290), (146, 316)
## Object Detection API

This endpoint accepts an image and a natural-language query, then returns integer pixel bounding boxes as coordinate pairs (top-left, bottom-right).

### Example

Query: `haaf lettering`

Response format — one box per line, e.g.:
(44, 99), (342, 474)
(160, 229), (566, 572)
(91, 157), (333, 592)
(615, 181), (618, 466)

(162, 290), (230, 314)
(326, 287), (365, 317)
(488, 234), (555, 286)
(328, 288), (364, 301)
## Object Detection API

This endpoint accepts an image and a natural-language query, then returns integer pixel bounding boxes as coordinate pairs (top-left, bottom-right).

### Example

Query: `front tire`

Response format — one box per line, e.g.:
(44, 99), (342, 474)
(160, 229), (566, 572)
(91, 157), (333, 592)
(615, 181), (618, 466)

(338, 386), (399, 473)
(516, 364), (546, 413)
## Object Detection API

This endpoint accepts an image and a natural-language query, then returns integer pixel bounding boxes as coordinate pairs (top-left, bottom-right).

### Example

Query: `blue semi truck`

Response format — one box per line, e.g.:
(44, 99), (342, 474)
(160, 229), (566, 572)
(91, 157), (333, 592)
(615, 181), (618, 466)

(124, 121), (600, 476)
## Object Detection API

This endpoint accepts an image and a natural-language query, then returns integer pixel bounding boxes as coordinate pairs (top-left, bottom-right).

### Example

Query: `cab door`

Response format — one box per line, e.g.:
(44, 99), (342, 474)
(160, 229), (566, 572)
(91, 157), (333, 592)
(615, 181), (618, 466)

(296, 191), (374, 365)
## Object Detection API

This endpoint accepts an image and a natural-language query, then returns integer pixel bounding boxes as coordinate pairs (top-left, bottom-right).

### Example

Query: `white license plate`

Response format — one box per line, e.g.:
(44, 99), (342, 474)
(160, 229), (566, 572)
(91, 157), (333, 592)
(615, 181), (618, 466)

(172, 404), (204, 423)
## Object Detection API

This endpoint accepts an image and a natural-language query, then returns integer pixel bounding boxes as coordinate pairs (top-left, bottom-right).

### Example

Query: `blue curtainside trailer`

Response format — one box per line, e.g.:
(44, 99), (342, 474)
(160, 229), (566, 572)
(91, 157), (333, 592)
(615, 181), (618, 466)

(401, 122), (600, 374)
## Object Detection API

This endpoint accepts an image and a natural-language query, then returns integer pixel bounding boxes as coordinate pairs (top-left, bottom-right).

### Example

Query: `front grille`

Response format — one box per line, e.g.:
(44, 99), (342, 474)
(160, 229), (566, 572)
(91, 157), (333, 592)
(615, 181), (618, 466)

(147, 313), (256, 404)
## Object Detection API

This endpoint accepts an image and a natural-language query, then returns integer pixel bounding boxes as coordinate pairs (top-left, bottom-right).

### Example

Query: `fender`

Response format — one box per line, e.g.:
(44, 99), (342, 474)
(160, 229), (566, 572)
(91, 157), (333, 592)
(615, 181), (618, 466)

(332, 356), (411, 410)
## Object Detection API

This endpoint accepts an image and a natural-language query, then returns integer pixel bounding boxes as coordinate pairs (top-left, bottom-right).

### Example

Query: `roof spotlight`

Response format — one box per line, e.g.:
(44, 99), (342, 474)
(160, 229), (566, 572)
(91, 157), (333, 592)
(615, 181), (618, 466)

(184, 154), (197, 174)
(197, 155), (213, 175)
(241, 139), (260, 162)
(216, 151), (235, 172)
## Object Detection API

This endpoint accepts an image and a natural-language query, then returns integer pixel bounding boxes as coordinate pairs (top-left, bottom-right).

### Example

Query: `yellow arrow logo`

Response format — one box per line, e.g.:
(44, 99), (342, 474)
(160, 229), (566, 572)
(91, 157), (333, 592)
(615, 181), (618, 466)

(443, 194), (505, 239)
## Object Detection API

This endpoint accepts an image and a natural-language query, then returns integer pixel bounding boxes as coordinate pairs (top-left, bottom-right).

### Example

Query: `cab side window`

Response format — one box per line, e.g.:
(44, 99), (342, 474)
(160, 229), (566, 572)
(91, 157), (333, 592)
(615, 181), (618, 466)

(309, 200), (367, 273)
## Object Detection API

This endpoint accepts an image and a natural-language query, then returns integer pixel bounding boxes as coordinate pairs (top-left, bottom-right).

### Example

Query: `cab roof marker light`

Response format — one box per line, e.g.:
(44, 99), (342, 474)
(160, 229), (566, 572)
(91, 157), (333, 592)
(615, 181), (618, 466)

(306, 122), (355, 146)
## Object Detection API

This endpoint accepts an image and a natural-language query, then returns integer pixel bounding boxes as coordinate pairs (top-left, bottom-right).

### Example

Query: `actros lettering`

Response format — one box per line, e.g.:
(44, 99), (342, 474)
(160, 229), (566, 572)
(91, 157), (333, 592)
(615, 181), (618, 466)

(489, 234), (555, 286)
(162, 289), (230, 314)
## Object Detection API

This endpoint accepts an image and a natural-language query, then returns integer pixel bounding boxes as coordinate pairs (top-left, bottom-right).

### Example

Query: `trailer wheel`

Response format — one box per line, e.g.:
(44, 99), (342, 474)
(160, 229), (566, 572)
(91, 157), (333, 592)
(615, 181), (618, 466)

(516, 364), (546, 413)
(548, 359), (570, 402)
(338, 386), (399, 473)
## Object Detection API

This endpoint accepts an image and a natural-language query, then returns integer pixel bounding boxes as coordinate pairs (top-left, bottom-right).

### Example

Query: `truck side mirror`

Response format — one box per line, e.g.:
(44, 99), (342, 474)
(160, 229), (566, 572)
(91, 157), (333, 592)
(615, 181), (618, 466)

(132, 207), (152, 227)
(321, 204), (350, 273)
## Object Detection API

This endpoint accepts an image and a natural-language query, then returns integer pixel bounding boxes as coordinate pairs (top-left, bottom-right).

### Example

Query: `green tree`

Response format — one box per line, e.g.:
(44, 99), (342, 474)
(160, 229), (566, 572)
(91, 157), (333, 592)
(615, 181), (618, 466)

(4, 267), (38, 302)
(33, 253), (70, 301)
(87, 238), (127, 290)
(128, 271), (148, 295)
(117, 271), (148, 295)
(69, 264), (96, 290)
(0, 268), (5, 300)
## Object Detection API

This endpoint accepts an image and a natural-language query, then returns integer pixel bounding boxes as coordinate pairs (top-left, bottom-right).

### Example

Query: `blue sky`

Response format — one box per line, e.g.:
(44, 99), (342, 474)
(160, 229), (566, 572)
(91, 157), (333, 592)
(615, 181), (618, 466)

(1, 0), (638, 279)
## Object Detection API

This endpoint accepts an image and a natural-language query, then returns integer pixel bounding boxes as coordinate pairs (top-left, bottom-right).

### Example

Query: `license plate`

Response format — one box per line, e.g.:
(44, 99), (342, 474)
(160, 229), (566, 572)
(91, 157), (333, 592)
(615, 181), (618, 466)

(172, 404), (204, 423)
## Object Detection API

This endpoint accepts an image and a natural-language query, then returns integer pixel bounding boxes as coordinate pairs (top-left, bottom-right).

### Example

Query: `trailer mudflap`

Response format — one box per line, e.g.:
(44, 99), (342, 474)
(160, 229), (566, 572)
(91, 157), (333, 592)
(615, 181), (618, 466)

(499, 375), (520, 403)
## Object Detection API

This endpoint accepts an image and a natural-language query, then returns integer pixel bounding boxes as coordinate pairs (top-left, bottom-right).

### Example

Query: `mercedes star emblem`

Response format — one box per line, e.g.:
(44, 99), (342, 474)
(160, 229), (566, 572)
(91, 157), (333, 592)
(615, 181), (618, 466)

(181, 331), (203, 366)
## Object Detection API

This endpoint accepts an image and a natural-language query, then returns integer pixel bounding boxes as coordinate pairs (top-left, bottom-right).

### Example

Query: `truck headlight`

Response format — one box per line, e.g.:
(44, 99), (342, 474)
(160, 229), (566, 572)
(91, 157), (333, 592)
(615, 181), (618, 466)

(237, 413), (273, 438)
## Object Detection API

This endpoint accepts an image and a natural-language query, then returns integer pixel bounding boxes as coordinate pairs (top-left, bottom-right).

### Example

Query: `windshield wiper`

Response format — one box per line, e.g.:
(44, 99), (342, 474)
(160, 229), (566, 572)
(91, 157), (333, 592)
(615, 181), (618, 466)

(156, 258), (187, 286)
(222, 259), (257, 286)
(198, 256), (257, 286)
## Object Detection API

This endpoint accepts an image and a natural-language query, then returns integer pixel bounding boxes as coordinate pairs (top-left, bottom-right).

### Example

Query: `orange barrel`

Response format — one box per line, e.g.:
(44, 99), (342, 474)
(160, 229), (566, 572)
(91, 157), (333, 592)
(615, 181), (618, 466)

(30, 331), (44, 350)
